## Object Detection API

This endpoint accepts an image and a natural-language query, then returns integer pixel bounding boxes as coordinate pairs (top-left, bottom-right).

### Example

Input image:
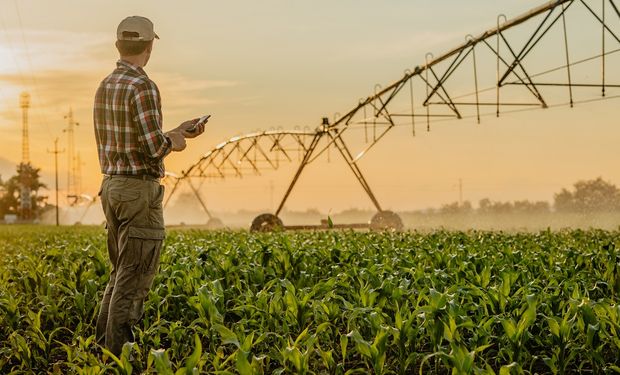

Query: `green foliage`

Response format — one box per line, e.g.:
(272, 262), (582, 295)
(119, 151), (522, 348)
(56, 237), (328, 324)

(555, 176), (620, 212)
(0, 162), (48, 219)
(1, 226), (619, 373)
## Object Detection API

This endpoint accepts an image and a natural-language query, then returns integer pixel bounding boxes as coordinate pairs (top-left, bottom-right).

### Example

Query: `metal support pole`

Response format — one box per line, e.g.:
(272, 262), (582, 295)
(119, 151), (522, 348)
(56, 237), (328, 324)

(497, 15), (504, 117)
(561, 3), (574, 107)
(467, 35), (481, 124)
(328, 132), (383, 212)
(602, 0), (607, 96)
(362, 101), (369, 142)
(187, 178), (213, 220)
(47, 138), (64, 226)
(407, 71), (416, 136)
(425, 53), (433, 131)
(275, 132), (324, 216)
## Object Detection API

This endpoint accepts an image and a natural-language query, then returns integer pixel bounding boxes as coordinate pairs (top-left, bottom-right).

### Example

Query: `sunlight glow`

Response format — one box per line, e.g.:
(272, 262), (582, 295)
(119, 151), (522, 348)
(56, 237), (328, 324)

(0, 45), (15, 74)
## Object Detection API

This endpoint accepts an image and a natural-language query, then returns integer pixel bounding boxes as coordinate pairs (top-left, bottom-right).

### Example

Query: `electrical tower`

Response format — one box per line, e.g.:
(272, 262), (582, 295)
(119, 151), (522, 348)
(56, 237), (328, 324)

(63, 108), (79, 204)
(19, 92), (32, 219)
(76, 152), (83, 197)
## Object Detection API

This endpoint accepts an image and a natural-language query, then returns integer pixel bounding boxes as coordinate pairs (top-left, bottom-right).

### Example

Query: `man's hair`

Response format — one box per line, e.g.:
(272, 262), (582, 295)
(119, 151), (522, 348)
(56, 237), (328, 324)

(116, 38), (152, 56)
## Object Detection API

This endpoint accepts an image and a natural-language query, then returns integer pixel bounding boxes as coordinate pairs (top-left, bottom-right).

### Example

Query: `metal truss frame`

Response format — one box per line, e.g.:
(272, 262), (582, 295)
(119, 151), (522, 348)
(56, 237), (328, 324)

(272, 0), (620, 217)
(164, 130), (317, 217)
(170, 0), (620, 224)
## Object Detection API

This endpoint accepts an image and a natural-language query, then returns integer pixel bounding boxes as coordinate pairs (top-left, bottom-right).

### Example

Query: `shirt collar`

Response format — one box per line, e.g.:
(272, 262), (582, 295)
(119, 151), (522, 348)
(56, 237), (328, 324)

(116, 59), (148, 77)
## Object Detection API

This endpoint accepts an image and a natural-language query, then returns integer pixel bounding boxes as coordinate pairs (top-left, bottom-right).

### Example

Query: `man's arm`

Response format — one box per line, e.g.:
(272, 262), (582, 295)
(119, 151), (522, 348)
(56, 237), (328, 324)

(132, 81), (183, 158)
(165, 131), (186, 151)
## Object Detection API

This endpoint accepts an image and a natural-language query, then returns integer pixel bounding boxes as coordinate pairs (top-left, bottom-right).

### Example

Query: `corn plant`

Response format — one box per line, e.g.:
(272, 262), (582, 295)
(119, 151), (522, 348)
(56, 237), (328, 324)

(1, 226), (619, 373)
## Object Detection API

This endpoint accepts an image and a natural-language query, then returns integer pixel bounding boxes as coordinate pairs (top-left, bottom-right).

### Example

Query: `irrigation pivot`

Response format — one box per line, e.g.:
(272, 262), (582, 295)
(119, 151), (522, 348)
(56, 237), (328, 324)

(173, 0), (620, 231)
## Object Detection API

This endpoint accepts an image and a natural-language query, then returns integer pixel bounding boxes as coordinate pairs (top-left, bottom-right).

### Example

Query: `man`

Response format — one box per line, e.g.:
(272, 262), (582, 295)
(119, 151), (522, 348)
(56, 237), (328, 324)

(93, 16), (206, 356)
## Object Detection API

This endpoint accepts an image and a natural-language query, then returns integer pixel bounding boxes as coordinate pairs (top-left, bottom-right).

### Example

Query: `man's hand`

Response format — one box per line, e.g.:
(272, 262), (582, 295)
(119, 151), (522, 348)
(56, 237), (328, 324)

(167, 131), (186, 151)
(176, 118), (207, 139)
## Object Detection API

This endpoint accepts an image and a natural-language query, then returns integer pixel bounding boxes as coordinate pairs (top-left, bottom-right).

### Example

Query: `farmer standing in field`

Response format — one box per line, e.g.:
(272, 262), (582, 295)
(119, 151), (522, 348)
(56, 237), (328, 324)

(93, 16), (207, 356)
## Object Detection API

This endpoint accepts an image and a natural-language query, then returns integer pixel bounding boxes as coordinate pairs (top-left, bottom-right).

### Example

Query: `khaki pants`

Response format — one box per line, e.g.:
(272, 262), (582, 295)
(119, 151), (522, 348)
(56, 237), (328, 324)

(96, 175), (165, 356)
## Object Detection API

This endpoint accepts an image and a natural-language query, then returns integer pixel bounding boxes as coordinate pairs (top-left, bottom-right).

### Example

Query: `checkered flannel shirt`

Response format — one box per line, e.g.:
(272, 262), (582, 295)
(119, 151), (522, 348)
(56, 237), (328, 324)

(94, 60), (171, 178)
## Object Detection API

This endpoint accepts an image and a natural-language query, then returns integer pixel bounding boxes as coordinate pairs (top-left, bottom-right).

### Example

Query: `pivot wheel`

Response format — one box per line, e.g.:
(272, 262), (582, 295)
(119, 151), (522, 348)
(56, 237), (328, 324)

(206, 217), (224, 229)
(250, 213), (283, 232)
(370, 210), (404, 231)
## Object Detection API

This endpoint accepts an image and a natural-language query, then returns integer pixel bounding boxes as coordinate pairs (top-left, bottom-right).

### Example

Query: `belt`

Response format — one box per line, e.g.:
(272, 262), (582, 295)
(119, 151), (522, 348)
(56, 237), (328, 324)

(105, 174), (160, 182)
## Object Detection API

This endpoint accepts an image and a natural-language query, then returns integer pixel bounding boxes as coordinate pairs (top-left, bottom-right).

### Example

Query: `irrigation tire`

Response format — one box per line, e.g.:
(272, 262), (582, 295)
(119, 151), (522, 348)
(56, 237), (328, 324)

(206, 217), (224, 229)
(369, 210), (404, 231)
(250, 213), (283, 232)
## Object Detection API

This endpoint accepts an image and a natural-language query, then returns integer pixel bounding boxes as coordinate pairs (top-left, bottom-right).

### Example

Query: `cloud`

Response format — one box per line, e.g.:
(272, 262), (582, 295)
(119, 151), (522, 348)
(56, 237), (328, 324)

(154, 72), (242, 117)
(328, 30), (466, 64)
(0, 28), (243, 132)
(0, 29), (111, 74)
(0, 70), (97, 104)
(157, 74), (240, 92)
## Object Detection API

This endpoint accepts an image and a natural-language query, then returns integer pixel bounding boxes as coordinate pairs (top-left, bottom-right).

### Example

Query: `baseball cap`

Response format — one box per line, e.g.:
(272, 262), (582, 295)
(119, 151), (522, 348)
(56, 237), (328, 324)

(117, 16), (159, 41)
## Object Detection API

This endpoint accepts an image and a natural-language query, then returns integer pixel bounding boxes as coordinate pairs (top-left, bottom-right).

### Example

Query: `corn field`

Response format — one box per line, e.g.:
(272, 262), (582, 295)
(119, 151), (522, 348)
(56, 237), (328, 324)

(1, 226), (619, 374)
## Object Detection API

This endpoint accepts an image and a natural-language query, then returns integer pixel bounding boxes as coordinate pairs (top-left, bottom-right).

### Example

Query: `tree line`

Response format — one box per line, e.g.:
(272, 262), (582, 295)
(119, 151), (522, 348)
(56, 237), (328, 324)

(0, 163), (48, 221)
(435, 177), (620, 215)
(0, 162), (619, 221)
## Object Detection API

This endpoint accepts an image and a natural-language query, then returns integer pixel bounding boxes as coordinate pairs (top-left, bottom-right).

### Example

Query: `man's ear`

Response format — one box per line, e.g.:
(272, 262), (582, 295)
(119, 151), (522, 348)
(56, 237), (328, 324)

(146, 40), (153, 53)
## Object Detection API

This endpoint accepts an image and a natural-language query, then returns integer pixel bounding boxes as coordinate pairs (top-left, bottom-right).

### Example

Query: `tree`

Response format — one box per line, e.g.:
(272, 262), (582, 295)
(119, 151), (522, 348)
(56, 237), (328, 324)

(478, 198), (513, 214)
(554, 177), (620, 212)
(0, 163), (48, 220)
(513, 200), (550, 214)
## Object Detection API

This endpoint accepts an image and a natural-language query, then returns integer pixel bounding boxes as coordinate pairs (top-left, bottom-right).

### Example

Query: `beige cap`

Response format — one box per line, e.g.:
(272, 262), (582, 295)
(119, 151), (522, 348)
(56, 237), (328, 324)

(117, 16), (159, 41)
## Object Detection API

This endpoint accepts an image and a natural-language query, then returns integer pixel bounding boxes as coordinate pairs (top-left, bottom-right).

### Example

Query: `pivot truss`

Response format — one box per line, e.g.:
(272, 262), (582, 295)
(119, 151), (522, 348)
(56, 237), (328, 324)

(329, 0), (620, 151)
(170, 0), (620, 229)
(164, 130), (317, 219)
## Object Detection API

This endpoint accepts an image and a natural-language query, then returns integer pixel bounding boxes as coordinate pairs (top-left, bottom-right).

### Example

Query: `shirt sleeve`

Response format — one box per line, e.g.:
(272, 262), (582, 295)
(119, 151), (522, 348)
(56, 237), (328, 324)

(131, 80), (172, 160)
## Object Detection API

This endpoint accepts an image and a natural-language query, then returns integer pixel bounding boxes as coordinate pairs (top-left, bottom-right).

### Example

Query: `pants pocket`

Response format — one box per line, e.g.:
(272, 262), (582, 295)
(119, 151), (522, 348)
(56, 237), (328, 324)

(127, 226), (165, 273)
(125, 226), (165, 323)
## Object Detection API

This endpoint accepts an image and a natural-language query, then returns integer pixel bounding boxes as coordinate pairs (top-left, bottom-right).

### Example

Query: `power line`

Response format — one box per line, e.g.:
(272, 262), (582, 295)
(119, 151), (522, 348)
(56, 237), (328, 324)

(10, 0), (54, 139)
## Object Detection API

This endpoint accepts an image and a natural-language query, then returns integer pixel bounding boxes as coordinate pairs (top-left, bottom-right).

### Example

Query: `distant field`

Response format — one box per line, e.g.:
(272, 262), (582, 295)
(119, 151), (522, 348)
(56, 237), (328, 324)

(1, 225), (619, 373)
(43, 205), (620, 231)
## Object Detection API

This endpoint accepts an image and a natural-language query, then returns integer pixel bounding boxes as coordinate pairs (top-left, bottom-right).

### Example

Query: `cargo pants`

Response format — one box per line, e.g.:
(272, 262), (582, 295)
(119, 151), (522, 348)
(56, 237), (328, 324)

(95, 175), (165, 356)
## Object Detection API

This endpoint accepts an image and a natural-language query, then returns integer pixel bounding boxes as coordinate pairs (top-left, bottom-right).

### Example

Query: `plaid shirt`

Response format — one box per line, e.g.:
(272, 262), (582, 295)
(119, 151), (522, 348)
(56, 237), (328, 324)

(94, 60), (171, 178)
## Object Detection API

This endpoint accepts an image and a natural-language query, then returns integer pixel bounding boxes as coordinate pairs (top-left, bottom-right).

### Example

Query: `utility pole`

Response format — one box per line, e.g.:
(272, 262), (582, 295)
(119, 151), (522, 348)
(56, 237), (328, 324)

(63, 108), (79, 204)
(458, 178), (463, 206)
(47, 138), (64, 226)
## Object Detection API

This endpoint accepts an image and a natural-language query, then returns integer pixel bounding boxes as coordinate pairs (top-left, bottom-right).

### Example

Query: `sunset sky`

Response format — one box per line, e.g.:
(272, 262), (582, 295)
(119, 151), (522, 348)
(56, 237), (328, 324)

(0, 0), (619, 216)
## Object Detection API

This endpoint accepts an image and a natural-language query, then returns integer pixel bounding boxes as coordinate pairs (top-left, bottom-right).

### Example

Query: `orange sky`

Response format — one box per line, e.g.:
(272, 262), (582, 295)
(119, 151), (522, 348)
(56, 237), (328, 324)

(0, 0), (619, 214)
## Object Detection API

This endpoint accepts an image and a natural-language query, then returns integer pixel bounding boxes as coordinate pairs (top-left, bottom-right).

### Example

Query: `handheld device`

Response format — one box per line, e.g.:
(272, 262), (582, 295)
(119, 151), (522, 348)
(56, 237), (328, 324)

(187, 114), (211, 133)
